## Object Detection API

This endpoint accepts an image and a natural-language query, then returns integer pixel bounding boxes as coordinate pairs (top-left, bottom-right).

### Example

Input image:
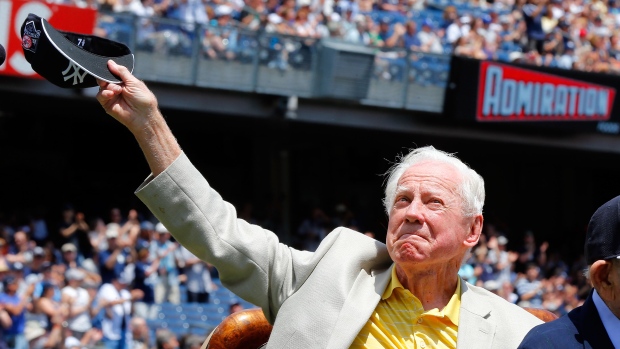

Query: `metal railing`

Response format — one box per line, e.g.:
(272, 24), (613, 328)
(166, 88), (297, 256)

(97, 12), (450, 113)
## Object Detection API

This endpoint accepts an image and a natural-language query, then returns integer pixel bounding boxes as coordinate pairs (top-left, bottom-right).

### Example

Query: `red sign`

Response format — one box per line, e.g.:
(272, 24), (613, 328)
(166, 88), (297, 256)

(476, 61), (616, 122)
(0, 0), (97, 79)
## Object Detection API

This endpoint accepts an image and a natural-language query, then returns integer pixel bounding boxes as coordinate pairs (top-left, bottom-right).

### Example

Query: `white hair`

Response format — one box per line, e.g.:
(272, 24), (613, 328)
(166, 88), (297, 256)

(383, 146), (485, 217)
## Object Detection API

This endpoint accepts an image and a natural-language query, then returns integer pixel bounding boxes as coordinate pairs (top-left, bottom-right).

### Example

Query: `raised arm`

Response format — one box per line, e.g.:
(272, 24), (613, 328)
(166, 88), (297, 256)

(96, 61), (182, 177)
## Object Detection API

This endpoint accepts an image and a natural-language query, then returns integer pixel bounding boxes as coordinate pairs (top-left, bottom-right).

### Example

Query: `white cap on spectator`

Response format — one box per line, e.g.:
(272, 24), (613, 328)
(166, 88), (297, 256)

(24, 321), (46, 342)
(215, 5), (233, 17)
(298, 0), (311, 7)
(509, 51), (524, 62)
(268, 13), (283, 24)
(33, 246), (45, 257)
(106, 223), (120, 239)
(330, 13), (341, 22)
(65, 268), (85, 281)
(65, 336), (81, 349)
(155, 222), (169, 234)
(497, 235), (508, 245)
(460, 16), (471, 24)
(62, 243), (77, 253)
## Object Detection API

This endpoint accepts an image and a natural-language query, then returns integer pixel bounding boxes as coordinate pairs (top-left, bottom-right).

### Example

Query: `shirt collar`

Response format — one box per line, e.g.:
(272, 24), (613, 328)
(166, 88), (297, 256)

(592, 289), (620, 349)
(382, 267), (461, 326)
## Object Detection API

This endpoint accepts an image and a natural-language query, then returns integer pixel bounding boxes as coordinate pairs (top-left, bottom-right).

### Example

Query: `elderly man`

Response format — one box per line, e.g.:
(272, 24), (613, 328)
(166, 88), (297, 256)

(518, 195), (620, 348)
(96, 61), (542, 348)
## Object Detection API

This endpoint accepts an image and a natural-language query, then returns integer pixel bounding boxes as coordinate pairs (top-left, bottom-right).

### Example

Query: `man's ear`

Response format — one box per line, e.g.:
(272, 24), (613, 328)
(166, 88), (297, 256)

(590, 260), (613, 294)
(465, 214), (483, 247)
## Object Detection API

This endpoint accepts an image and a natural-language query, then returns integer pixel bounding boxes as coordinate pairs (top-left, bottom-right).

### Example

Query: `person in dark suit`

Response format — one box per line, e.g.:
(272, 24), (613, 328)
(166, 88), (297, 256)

(518, 195), (620, 349)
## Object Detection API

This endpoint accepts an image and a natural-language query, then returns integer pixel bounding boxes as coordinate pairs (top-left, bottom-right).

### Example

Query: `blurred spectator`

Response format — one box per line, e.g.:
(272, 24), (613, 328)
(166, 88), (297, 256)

(229, 302), (243, 314)
(0, 277), (34, 349)
(29, 208), (49, 247)
(95, 270), (142, 349)
(0, 303), (11, 349)
(130, 316), (150, 349)
(515, 230), (548, 275)
(89, 217), (109, 254)
(180, 334), (204, 349)
(202, 5), (238, 60)
(61, 268), (94, 340)
(155, 328), (180, 349)
(400, 20), (421, 49)
(132, 246), (158, 319)
(151, 223), (180, 304)
(515, 262), (545, 308)
(296, 207), (330, 251)
(32, 262), (62, 302)
(377, 17), (402, 47)
(98, 225), (131, 285)
(6, 230), (33, 267)
(486, 235), (514, 284)
(32, 281), (68, 336)
(179, 246), (216, 304)
(58, 205), (90, 262)
(417, 18), (443, 53)
(446, 15), (470, 44)
(523, 0), (548, 53)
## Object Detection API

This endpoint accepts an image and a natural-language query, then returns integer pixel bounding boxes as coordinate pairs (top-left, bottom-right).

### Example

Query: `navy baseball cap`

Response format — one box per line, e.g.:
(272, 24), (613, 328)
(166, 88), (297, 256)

(20, 13), (134, 88)
(585, 195), (620, 264)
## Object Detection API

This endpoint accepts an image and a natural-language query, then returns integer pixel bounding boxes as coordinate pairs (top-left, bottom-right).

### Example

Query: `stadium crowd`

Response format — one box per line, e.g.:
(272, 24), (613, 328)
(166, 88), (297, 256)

(0, 205), (222, 349)
(46, 0), (620, 74)
(0, 199), (593, 348)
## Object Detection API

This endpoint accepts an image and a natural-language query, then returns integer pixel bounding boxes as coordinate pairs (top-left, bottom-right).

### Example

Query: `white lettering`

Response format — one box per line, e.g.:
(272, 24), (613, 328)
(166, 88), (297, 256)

(578, 88), (586, 115)
(540, 83), (554, 116)
(481, 64), (612, 120)
(500, 79), (517, 116)
(554, 85), (568, 115)
(585, 88), (597, 116)
(597, 90), (609, 116)
(532, 83), (540, 115)
(483, 66), (503, 116)
(516, 82), (533, 115)
(567, 87), (579, 116)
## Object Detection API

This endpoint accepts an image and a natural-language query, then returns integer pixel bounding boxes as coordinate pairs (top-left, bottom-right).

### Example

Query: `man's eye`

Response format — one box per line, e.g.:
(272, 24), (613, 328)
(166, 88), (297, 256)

(398, 196), (409, 202)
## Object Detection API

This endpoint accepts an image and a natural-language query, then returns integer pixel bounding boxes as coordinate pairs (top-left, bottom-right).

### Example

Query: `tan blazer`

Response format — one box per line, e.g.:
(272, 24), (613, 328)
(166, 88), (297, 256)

(136, 153), (543, 349)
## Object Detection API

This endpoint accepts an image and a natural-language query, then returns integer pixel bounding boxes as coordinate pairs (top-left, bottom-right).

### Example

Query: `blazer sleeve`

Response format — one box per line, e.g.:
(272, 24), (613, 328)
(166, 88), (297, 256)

(135, 153), (317, 323)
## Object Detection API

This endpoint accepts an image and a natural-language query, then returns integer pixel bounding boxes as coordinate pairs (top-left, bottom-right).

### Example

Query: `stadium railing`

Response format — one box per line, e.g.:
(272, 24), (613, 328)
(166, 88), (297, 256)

(97, 12), (450, 114)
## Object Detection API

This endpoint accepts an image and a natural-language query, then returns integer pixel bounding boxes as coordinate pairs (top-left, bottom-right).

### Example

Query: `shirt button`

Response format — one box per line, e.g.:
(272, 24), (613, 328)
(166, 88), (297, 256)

(420, 343), (426, 348)
(417, 318), (423, 324)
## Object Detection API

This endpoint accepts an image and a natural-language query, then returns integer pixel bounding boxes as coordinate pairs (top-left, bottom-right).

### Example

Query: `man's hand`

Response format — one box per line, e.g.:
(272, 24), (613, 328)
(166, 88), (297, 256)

(96, 60), (182, 177)
(96, 60), (159, 133)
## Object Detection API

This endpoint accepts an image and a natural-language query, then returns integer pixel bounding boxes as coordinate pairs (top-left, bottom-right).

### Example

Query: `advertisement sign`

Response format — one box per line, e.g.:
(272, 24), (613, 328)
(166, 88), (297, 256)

(443, 56), (620, 135)
(0, 0), (97, 79)
(476, 61), (615, 122)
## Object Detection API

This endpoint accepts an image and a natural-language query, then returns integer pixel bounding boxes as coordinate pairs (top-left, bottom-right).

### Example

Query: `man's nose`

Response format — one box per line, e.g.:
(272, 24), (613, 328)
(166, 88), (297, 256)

(404, 200), (424, 224)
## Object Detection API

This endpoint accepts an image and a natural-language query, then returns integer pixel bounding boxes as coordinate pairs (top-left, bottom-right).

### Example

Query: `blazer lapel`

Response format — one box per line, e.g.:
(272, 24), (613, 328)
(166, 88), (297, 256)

(326, 264), (393, 349)
(456, 280), (496, 349)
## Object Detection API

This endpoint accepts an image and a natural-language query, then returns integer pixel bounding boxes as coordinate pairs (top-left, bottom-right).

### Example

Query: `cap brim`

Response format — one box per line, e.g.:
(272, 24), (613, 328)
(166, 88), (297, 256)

(42, 18), (134, 84)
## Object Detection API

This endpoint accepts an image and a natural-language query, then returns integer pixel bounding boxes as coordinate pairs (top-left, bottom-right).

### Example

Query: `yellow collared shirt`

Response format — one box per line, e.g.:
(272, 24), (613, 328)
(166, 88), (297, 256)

(350, 267), (461, 349)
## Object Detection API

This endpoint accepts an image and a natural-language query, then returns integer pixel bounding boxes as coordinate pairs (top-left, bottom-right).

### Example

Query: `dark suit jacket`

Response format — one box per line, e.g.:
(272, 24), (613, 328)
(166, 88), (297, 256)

(518, 291), (614, 349)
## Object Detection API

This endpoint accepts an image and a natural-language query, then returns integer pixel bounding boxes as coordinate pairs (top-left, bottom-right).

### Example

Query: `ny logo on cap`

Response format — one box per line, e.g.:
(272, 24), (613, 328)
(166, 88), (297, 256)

(62, 61), (88, 85)
(22, 21), (40, 53)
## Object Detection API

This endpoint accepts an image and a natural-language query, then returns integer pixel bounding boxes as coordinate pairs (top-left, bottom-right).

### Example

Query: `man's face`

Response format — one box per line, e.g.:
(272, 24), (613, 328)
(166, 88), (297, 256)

(14, 232), (27, 247)
(386, 161), (481, 269)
